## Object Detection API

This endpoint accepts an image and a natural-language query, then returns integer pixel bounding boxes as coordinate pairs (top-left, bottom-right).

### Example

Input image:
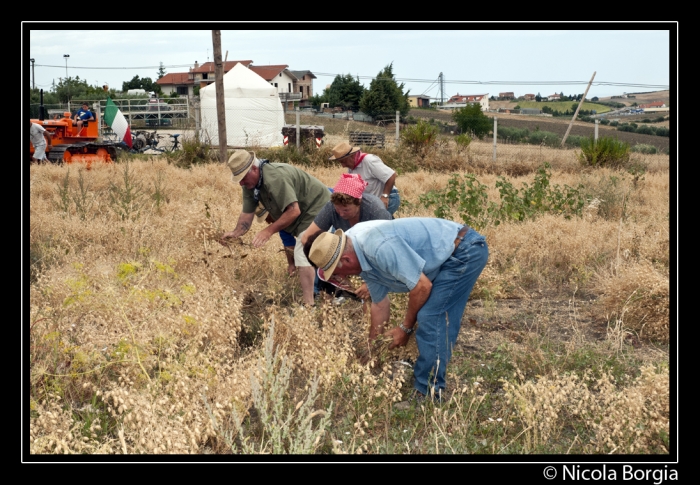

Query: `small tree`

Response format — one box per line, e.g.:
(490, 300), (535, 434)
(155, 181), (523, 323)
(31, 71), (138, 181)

(535, 93), (542, 102)
(452, 104), (491, 140)
(328, 74), (365, 111)
(359, 63), (410, 119)
(400, 119), (438, 158)
(157, 62), (167, 80)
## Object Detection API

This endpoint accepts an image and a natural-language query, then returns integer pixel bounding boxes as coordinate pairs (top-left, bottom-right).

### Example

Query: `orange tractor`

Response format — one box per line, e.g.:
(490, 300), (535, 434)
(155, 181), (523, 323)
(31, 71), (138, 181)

(30, 91), (119, 168)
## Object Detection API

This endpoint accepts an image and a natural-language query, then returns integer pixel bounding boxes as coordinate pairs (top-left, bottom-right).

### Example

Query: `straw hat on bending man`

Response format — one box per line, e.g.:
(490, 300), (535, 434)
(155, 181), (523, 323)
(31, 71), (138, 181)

(329, 142), (400, 216)
(305, 218), (489, 404)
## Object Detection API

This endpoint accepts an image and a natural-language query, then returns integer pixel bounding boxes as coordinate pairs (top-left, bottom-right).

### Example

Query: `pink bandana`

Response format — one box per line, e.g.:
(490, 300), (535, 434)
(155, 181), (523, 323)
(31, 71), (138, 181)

(333, 173), (368, 199)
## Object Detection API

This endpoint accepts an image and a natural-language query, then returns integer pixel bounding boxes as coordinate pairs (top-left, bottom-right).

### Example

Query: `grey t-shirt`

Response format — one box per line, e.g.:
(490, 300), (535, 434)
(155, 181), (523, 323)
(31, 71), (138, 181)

(313, 192), (392, 232)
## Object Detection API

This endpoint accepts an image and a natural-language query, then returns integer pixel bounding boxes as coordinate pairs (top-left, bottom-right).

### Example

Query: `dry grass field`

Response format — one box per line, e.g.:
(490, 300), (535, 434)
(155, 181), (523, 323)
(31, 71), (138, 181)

(27, 131), (672, 456)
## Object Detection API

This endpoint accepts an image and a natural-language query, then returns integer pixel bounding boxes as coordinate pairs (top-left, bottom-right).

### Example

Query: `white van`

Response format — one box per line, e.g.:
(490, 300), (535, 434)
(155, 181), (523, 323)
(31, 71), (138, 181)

(127, 89), (147, 96)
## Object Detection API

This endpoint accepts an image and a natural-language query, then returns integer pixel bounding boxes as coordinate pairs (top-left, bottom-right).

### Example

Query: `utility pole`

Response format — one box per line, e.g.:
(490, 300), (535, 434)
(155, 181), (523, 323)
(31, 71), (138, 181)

(439, 72), (445, 107)
(561, 71), (596, 146)
(212, 30), (227, 163)
(30, 58), (35, 89)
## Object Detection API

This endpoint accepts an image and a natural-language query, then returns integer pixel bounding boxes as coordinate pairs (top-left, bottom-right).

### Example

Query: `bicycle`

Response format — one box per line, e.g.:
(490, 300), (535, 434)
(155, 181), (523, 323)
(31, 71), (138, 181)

(149, 133), (182, 154)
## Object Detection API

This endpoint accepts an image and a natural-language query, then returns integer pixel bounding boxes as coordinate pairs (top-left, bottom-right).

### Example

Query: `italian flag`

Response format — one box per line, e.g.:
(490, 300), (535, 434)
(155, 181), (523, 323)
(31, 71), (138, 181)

(104, 97), (132, 148)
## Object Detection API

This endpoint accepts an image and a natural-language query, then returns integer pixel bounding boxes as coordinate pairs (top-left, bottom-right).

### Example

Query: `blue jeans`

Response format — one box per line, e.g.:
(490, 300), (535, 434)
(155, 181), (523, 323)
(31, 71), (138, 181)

(413, 228), (489, 396)
(387, 187), (400, 216)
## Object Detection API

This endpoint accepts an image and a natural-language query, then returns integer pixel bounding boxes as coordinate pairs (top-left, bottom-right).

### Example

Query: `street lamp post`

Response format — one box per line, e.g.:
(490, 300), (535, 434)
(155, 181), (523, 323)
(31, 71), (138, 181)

(63, 54), (70, 103)
(30, 58), (35, 89)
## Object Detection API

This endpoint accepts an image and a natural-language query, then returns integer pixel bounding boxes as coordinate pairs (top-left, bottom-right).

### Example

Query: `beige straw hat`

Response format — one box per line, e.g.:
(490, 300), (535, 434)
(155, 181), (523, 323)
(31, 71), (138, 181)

(309, 229), (347, 280)
(227, 150), (256, 183)
(328, 142), (360, 161)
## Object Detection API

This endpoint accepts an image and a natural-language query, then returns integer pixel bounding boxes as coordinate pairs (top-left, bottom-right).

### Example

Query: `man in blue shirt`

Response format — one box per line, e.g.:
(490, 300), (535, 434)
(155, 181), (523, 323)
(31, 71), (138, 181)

(73, 102), (94, 135)
(306, 218), (489, 403)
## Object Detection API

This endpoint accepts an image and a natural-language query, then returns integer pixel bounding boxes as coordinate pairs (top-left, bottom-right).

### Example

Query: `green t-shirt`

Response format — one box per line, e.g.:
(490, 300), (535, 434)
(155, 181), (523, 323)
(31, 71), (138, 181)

(242, 163), (330, 237)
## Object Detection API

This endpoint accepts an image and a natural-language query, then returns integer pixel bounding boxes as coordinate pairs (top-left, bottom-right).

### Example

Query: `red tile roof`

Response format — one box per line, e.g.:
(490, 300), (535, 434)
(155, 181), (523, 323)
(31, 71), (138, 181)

(249, 65), (292, 81)
(447, 94), (486, 103)
(156, 72), (193, 85)
(192, 60), (253, 73)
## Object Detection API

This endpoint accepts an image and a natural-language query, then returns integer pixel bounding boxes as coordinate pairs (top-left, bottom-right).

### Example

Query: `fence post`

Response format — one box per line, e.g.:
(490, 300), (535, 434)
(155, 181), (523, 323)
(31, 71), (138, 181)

(493, 116), (498, 161)
(595, 119), (599, 142)
(395, 110), (400, 146)
(296, 107), (300, 149)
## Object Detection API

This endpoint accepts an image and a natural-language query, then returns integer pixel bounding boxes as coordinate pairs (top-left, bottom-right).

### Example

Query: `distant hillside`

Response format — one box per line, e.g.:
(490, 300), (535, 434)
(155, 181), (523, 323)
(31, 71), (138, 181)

(489, 90), (670, 110)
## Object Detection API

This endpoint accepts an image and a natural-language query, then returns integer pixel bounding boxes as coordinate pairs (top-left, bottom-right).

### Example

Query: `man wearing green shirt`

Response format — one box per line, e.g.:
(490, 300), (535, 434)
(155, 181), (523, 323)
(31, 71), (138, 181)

(218, 150), (330, 306)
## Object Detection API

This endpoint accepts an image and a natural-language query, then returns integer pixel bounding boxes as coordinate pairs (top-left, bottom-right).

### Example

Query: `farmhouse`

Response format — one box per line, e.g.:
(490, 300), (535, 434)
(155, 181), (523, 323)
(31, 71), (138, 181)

(248, 65), (300, 110)
(639, 101), (666, 109)
(499, 92), (515, 100)
(442, 93), (489, 111)
(289, 70), (316, 108)
(524, 94), (536, 101)
(155, 60), (317, 109)
(408, 94), (432, 108)
(547, 93), (561, 101)
(156, 72), (194, 97)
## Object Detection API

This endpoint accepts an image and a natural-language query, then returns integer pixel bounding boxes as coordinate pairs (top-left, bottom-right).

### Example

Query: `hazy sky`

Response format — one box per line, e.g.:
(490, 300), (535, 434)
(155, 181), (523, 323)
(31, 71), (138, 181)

(25, 24), (674, 101)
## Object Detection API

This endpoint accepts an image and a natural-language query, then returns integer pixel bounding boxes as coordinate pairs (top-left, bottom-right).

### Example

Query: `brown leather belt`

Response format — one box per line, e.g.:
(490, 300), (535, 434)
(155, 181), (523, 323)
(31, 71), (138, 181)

(453, 226), (469, 253)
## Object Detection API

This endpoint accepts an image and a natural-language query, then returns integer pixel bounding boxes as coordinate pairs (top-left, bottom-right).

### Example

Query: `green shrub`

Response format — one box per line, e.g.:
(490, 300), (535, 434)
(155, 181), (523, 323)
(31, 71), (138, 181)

(600, 119), (610, 125)
(577, 136), (631, 169)
(617, 124), (636, 132)
(419, 163), (587, 229)
(654, 127), (669, 137)
(631, 144), (658, 154)
(527, 130), (561, 147)
(565, 135), (587, 147)
(497, 126), (529, 143)
(454, 133), (472, 153)
(400, 119), (438, 156)
(635, 125), (654, 135)
(168, 133), (215, 169)
(610, 120), (619, 127)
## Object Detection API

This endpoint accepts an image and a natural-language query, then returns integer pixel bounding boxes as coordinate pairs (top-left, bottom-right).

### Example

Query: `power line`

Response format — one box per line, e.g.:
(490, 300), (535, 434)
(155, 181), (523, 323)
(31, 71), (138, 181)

(31, 64), (669, 89)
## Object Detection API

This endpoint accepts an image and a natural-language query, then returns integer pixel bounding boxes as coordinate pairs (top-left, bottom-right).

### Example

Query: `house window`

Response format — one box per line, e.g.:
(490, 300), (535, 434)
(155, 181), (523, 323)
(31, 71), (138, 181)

(288, 83), (291, 92)
(300, 86), (303, 94)
(279, 73), (282, 77)
(176, 86), (188, 95)
(274, 83), (278, 88)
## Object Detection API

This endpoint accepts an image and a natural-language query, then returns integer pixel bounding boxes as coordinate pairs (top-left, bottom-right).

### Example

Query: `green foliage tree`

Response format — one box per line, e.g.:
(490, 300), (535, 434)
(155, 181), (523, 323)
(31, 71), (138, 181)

(157, 62), (167, 80)
(310, 86), (330, 109)
(452, 104), (491, 140)
(122, 75), (162, 95)
(359, 63), (410, 118)
(328, 74), (365, 111)
(535, 93), (542, 102)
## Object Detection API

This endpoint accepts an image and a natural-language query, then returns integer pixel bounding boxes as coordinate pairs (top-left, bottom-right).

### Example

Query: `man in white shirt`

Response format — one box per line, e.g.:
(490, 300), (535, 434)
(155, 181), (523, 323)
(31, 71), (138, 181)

(30, 121), (53, 163)
(329, 142), (400, 216)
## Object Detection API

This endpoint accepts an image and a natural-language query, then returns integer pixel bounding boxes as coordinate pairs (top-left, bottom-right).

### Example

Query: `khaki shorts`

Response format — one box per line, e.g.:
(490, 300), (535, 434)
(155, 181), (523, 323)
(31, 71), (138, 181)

(294, 230), (312, 267)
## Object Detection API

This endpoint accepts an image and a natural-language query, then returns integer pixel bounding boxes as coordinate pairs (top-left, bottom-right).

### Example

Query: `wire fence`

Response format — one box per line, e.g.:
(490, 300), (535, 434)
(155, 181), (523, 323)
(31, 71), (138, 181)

(31, 100), (669, 158)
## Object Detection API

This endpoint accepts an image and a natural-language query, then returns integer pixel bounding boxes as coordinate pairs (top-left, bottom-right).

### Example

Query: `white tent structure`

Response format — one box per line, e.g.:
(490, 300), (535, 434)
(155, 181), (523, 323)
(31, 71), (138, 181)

(199, 63), (284, 147)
